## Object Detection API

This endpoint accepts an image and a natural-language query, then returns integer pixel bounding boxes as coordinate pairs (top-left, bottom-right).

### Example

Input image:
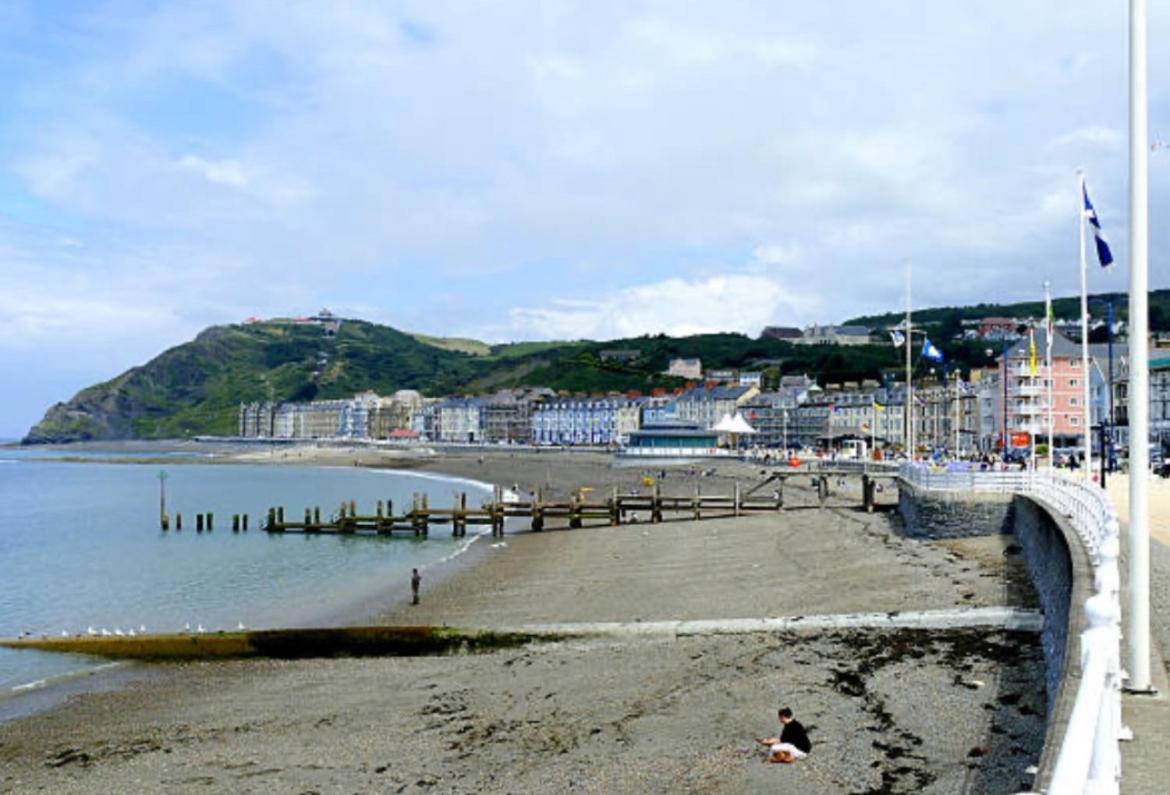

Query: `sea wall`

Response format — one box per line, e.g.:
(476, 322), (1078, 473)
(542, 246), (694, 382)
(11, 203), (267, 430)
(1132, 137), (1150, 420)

(896, 483), (1094, 788)
(896, 488), (1015, 539)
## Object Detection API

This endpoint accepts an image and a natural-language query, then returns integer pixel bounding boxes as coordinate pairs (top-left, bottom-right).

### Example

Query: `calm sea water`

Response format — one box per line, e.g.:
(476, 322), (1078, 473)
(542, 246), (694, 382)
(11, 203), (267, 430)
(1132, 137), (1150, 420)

(0, 451), (491, 698)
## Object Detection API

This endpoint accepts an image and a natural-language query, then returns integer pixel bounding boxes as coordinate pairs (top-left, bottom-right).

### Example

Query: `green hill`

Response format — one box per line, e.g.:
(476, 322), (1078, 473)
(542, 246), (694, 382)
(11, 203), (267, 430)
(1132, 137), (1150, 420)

(38, 288), (1142, 444)
(24, 319), (919, 443)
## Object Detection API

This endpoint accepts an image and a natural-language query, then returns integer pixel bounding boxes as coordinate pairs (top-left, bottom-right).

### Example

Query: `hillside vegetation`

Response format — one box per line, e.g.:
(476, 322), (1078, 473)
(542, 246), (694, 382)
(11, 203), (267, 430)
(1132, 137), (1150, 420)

(29, 292), (1108, 443)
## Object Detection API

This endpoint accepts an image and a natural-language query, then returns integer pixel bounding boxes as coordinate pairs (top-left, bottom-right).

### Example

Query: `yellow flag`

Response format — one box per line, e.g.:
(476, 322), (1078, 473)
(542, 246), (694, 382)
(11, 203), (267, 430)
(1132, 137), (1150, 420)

(1029, 328), (1037, 376)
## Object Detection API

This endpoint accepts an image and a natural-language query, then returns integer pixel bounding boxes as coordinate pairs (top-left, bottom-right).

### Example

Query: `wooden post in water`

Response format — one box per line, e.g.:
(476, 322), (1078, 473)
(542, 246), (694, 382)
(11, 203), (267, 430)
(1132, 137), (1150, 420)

(160, 513), (169, 531)
(206, 512), (213, 531)
(266, 507), (276, 530)
(532, 488), (544, 532)
(569, 493), (582, 529)
(196, 513), (204, 532)
(411, 493), (420, 536)
(242, 514), (248, 531)
(692, 483), (701, 521)
(651, 482), (662, 523)
(276, 507), (284, 525)
(455, 492), (467, 537)
(349, 499), (356, 517)
(734, 481), (741, 517)
(232, 514), (240, 532)
(175, 512), (182, 530)
(158, 470), (168, 529)
(314, 507), (321, 526)
(420, 493), (429, 536)
(304, 508), (312, 527)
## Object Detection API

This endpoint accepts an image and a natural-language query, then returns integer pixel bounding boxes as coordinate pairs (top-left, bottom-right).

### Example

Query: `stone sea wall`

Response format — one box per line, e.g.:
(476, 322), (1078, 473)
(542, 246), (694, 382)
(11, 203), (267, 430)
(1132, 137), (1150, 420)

(895, 486), (1088, 709)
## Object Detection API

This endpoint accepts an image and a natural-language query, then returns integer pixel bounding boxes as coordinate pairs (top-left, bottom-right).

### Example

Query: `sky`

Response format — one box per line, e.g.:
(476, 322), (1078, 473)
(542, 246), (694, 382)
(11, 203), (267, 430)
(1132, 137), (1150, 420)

(2, 1), (1169, 438)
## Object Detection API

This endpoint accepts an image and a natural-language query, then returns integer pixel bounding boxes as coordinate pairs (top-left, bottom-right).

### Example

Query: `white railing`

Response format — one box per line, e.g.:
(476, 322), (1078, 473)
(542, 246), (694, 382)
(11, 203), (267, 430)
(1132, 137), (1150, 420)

(898, 463), (1125, 795)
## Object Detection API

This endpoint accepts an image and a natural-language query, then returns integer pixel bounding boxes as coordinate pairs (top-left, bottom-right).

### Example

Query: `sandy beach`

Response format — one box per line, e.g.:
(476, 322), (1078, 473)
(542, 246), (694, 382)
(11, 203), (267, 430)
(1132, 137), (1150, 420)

(1, 449), (1048, 793)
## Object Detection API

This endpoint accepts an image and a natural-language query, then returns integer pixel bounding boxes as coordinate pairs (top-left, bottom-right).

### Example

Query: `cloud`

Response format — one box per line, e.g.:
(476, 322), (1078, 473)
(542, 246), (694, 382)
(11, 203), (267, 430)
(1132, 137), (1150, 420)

(1052, 126), (1125, 150)
(507, 270), (820, 340)
(2, 0), (1169, 436)
(177, 154), (248, 188)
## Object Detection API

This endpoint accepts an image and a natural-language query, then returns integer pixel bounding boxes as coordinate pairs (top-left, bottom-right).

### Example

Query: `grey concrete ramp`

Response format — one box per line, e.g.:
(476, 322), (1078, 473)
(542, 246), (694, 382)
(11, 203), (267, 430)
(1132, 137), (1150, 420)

(501, 606), (1044, 639)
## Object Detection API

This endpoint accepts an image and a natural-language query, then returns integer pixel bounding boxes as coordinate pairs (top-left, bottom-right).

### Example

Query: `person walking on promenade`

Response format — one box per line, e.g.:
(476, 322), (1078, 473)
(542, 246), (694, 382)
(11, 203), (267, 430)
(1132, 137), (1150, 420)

(757, 706), (811, 763)
(411, 568), (421, 605)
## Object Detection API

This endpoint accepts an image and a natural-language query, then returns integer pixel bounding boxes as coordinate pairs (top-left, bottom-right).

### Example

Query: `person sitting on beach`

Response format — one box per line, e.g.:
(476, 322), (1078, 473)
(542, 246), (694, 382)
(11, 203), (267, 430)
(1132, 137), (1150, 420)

(757, 707), (811, 764)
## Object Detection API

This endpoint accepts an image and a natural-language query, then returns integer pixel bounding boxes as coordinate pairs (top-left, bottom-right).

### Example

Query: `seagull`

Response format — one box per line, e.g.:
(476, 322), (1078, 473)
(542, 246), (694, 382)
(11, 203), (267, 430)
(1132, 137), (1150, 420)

(100, 628), (112, 637)
(86, 626), (97, 637)
(61, 630), (69, 637)
(236, 621), (246, 631)
(139, 625), (146, 634)
(114, 629), (125, 637)
(183, 622), (191, 633)
(127, 629), (136, 637)
(196, 624), (206, 634)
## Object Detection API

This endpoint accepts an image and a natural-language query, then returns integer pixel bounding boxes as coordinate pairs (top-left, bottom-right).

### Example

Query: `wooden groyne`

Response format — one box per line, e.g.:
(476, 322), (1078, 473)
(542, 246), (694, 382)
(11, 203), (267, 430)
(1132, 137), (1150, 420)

(158, 470), (897, 536)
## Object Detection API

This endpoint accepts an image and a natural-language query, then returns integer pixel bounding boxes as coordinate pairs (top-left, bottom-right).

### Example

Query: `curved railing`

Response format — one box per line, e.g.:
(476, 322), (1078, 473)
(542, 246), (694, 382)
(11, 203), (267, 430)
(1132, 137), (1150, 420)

(898, 464), (1125, 795)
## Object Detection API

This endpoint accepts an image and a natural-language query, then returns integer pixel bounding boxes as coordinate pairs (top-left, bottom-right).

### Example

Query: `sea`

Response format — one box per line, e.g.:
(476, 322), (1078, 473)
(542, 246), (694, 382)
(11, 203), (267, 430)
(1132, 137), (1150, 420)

(0, 446), (493, 712)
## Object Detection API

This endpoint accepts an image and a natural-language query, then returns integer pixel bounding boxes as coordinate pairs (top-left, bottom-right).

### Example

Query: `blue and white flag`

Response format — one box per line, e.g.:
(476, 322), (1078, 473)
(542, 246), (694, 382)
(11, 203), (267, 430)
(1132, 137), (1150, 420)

(922, 337), (944, 363)
(1083, 182), (1114, 268)
(889, 330), (905, 348)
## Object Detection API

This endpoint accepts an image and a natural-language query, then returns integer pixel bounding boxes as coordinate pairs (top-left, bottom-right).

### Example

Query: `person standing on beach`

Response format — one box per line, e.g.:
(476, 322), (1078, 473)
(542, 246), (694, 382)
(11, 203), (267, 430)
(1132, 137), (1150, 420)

(757, 707), (811, 763)
(411, 568), (421, 605)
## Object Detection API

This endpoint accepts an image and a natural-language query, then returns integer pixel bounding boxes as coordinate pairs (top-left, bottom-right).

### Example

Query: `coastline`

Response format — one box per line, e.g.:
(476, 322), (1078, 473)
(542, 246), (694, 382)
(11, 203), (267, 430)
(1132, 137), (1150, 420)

(0, 446), (1053, 793)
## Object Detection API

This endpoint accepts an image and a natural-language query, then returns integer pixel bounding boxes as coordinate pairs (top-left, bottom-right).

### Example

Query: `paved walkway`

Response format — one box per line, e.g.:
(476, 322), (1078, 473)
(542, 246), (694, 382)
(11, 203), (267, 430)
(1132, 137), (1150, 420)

(1116, 517), (1170, 795)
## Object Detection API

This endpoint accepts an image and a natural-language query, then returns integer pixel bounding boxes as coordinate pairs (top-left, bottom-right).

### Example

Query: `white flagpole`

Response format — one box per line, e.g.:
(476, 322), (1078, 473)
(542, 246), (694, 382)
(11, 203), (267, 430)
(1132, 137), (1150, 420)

(1078, 169), (1092, 480)
(953, 371), (960, 456)
(1128, 0), (1152, 692)
(905, 261), (914, 459)
(1029, 332), (1037, 472)
(1044, 281), (1054, 471)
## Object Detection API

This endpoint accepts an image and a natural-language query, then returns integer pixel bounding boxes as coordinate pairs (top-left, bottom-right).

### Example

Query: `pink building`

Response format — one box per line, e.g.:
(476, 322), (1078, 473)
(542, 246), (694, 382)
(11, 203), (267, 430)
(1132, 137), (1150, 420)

(1000, 329), (1096, 451)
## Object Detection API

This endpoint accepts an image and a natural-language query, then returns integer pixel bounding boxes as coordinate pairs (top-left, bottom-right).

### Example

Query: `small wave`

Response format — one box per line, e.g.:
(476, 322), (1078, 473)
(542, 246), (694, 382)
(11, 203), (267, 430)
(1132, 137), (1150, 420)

(3, 660), (123, 700)
(11, 678), (47, 693)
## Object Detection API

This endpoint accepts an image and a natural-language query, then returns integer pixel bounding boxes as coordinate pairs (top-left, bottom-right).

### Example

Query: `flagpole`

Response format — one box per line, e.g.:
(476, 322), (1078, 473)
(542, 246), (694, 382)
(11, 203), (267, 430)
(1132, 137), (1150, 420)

(905, 261), (914, 459)
(953, 370), (960, 456)
(1044, 280), (1054, 471)
(1078, 169), (1092, 480)
(1128, 0), (1152, 693)
(1029, 326), (1037, 472)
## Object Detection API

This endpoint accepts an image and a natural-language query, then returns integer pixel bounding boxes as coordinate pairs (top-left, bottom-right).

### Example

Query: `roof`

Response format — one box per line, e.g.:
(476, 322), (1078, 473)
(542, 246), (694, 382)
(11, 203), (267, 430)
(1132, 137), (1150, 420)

(760, 325), (803, 339)
(676, 384), (753, 402)
(1004, 328), (1080, 359)
(1005, 329), (1129, 365)
(835, 325), (872, 336)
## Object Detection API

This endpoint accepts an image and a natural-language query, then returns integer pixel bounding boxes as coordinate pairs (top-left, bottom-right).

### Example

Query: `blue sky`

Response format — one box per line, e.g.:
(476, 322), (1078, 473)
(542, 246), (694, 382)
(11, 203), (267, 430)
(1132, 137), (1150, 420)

(2, 1), (1168, 438)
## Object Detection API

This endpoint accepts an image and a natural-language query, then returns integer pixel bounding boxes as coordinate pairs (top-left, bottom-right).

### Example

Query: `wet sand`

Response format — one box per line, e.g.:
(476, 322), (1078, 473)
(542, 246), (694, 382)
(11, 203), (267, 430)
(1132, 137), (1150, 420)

(0, 450), (1046, 794)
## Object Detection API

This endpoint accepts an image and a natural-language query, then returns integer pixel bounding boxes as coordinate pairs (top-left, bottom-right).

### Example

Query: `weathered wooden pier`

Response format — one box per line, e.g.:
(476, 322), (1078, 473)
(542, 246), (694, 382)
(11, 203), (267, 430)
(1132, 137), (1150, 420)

(212, 469), (896, 538)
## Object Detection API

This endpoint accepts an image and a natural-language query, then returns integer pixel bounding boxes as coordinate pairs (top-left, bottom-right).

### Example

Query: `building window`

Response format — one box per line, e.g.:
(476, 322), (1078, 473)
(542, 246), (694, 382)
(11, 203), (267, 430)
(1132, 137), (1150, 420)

(1069, 379), (1079, 387)
(1071, 417), (1080, 426)
(1070, 398), (1079, 407)
(1071, 360), (1081, 368)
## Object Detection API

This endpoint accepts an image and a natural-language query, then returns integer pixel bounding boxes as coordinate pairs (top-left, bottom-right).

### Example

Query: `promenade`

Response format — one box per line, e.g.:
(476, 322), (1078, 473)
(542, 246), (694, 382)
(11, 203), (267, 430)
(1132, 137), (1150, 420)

(1101, 473), (1170, 795)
